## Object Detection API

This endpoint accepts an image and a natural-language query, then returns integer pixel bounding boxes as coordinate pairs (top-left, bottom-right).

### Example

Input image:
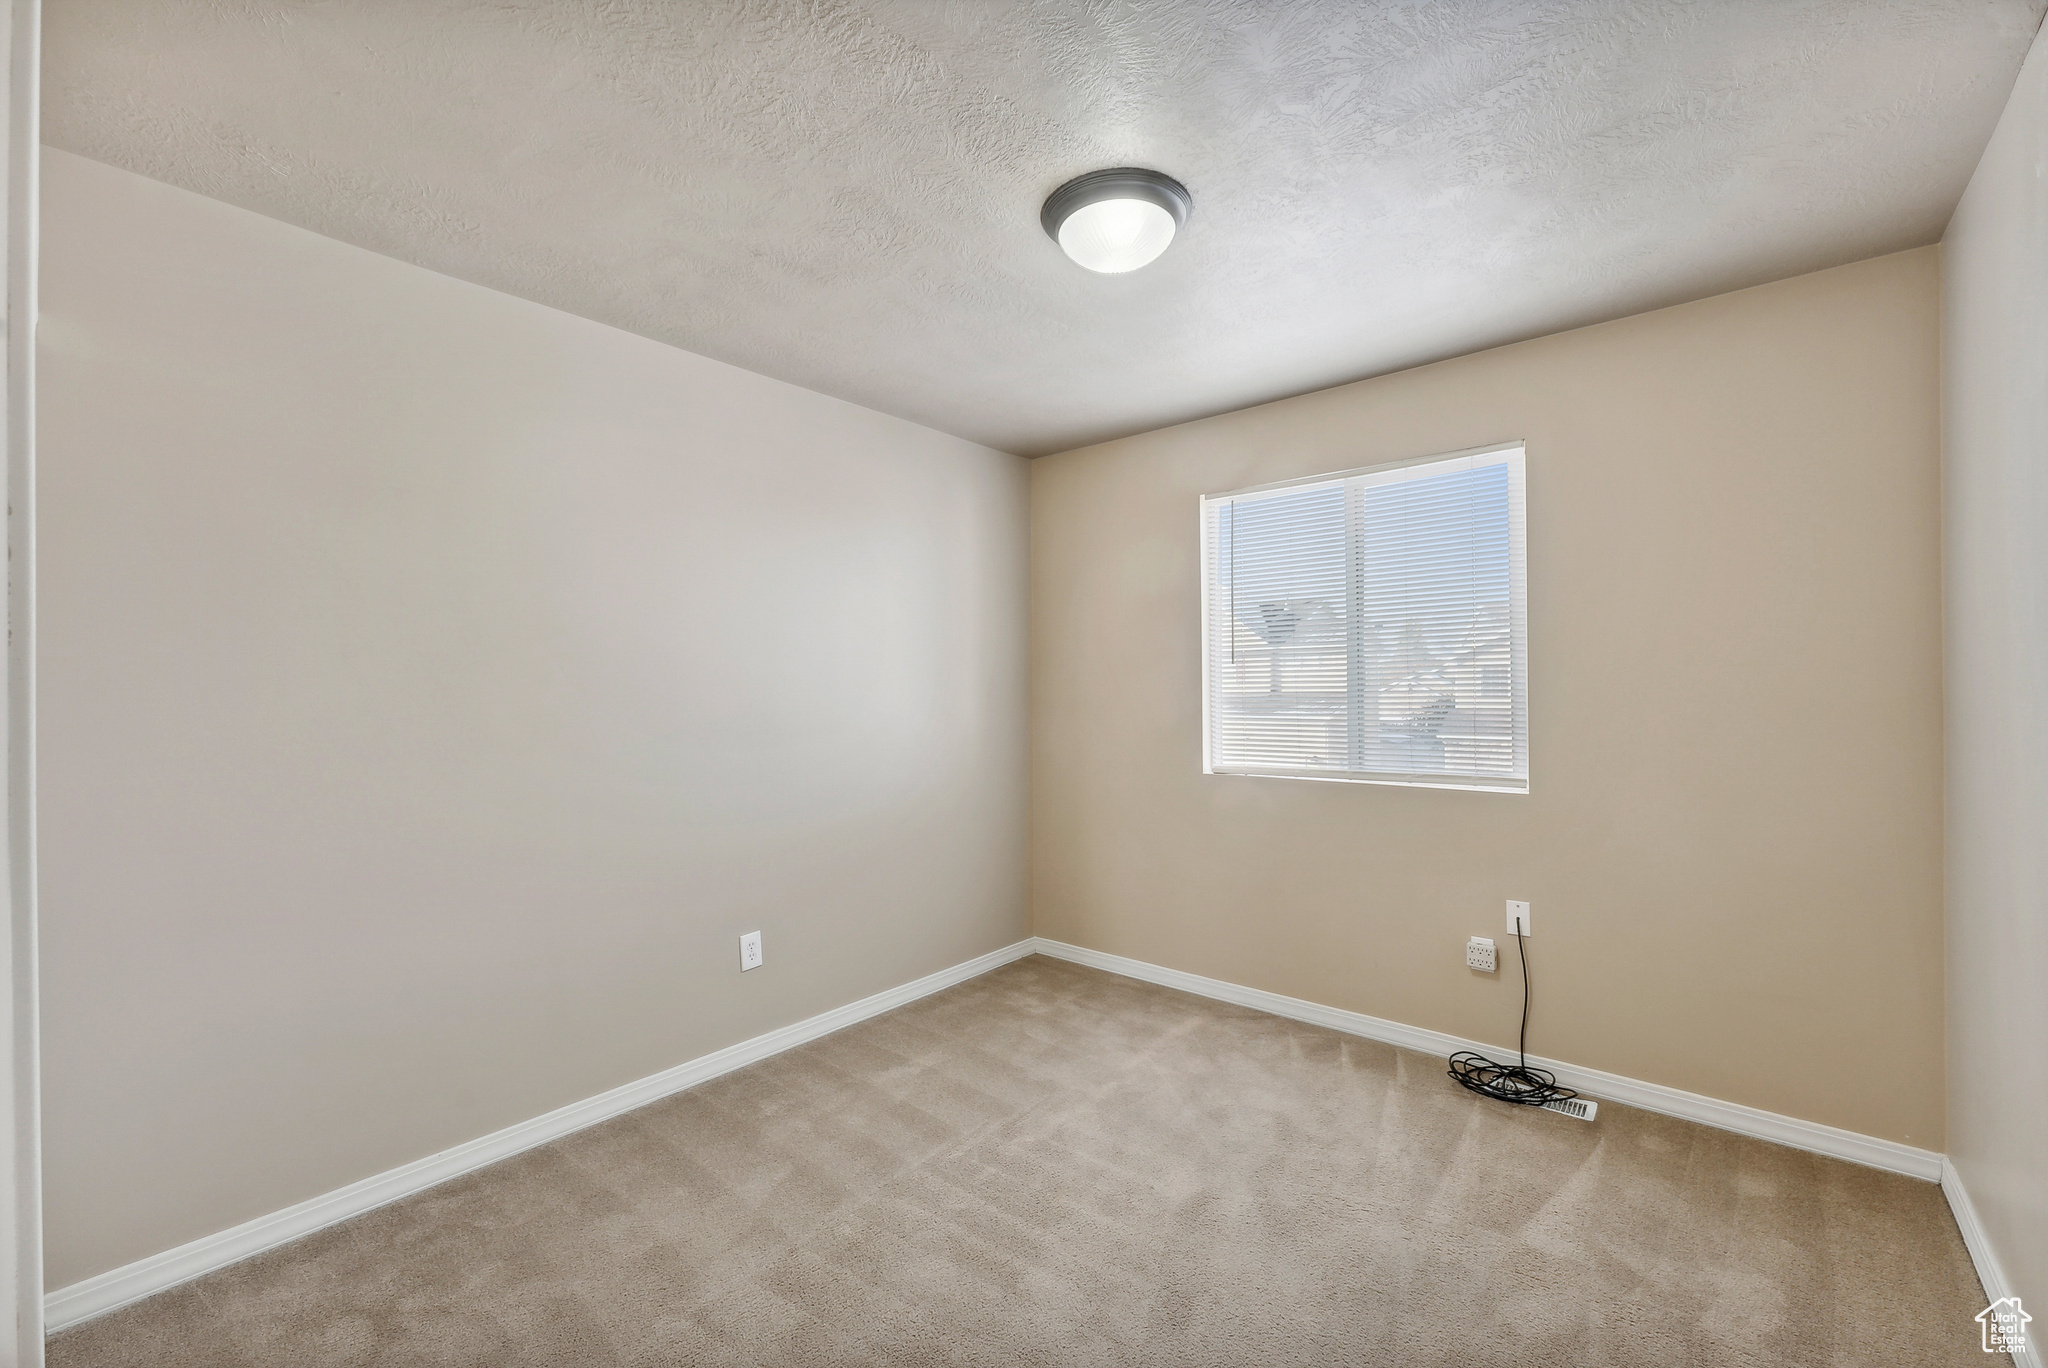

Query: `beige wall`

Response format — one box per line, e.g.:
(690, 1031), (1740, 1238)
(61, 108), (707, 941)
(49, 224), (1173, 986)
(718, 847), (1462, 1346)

(1942, 18), (2048, 1318)
(1030, 248), (1945, 1147)
(37, 150), (1028, 1289)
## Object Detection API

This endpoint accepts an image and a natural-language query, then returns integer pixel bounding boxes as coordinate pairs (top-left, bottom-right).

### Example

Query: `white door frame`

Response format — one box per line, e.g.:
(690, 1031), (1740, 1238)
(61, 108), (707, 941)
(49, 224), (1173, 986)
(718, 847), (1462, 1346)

(2, 0), (41, 1363)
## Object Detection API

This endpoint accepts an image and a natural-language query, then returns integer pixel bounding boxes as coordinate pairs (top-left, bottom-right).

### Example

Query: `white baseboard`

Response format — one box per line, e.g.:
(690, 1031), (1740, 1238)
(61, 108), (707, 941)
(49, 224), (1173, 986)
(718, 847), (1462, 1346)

(1943, 1157), (2040, 1368)
(1028, 937), (1945, 1182)
(44, 938), (1039, 1334)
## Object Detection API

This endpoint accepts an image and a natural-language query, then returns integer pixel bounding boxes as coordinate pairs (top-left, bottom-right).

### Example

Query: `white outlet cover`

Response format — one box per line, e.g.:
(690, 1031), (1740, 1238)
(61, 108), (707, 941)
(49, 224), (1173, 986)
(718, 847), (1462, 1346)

(1466, 936), (1497, 973)
(1507, 901), (1532, 936)
(739, 931), (763, 971)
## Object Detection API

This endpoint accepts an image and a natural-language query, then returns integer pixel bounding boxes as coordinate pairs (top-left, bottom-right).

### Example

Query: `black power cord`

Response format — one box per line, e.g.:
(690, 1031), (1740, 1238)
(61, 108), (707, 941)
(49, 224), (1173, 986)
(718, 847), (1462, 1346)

(1447, 930), (1578, 1108)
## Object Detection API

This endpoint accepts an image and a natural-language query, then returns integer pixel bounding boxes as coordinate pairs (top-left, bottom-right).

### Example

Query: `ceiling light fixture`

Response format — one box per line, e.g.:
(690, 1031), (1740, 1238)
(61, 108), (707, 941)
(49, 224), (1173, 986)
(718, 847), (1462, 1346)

(1041, 168), (1191, 274)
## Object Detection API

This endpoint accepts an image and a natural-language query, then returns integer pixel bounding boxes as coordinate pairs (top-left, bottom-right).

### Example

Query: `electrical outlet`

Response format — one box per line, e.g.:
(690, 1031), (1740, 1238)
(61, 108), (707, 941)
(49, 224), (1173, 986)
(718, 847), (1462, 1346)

(1466, 936), (1497, 972)
(1506, 901), (1532, 936)
(739, 930), (763, 971)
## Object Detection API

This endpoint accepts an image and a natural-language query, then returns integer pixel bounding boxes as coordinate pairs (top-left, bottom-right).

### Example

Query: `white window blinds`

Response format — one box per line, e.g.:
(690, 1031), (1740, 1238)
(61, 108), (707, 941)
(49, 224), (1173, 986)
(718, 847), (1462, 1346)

(1202, 444), (1528, 791)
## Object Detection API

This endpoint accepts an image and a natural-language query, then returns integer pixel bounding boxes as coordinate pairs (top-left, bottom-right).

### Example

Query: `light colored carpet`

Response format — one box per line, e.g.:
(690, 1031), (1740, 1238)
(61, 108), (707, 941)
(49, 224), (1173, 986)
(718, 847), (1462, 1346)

(51, 955), (1993, 1367)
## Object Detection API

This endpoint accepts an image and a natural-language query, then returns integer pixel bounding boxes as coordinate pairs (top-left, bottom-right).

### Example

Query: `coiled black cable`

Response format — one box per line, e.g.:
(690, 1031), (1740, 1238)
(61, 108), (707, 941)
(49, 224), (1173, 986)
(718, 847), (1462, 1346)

(1446, 930), (1578, 1108)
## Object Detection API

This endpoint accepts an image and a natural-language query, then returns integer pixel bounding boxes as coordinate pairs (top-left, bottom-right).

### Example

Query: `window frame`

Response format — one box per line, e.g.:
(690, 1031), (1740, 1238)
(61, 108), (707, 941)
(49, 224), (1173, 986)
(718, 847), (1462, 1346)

(1198, 441), (1529, 794)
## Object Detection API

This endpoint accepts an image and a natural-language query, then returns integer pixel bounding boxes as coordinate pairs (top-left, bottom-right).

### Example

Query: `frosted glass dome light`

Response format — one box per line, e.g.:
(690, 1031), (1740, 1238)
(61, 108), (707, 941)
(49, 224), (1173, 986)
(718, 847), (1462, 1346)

(1057, 198), (1177, 273)
(1042, 168), (1191, 274)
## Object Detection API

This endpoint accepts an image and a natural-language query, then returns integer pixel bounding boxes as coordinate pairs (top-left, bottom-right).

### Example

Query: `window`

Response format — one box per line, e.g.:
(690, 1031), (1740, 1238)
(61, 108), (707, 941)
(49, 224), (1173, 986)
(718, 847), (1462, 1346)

(1201, 442), (1527, 792)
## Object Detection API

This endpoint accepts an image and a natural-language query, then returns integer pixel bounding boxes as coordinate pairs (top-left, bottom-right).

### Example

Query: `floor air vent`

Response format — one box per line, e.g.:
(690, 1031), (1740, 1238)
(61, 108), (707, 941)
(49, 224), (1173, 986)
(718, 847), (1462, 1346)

(1540, 1097), (1598, 1121)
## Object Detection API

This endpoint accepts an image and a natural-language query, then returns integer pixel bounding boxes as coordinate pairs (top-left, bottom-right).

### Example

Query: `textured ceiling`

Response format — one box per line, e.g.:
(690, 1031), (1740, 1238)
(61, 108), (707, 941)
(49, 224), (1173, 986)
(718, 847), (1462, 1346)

(44, 1), (2047, 455)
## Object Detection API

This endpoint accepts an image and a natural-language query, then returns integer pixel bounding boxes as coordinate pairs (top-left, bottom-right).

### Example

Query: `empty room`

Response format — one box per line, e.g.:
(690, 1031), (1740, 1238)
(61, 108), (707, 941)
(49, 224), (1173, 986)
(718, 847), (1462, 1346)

(0, 0), (2040, 1364)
